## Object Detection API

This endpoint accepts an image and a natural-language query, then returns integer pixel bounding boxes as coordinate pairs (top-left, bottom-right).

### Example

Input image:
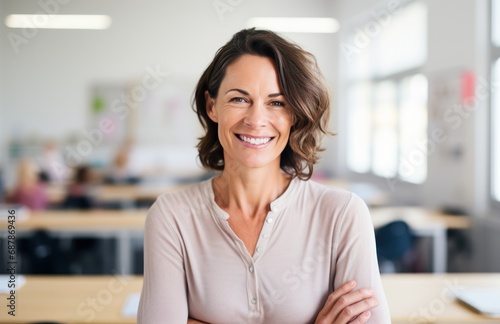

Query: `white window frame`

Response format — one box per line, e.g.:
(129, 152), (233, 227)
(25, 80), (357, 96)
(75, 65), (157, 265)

(340, 0), (428, 187)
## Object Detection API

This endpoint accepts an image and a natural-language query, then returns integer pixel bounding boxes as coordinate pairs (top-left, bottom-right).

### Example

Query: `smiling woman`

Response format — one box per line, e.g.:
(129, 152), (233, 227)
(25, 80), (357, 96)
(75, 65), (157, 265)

(138, 28), (390, 324)
(205, 55), (294, 173)
(194, 28), (330, 180)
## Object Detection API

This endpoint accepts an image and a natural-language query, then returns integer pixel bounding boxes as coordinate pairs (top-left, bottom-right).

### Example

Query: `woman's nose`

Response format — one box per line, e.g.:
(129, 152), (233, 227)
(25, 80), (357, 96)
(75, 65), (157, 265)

(243, 103), (267, 128)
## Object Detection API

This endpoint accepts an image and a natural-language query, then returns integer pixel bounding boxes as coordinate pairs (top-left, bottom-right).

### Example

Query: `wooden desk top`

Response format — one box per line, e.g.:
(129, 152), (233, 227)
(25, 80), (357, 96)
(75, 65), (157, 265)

(0, 209), (147, 231)
(1, 273), (498, 323)
(95, 184), (189, 202)
(371, 206), (471, 230)
(0, 275), (142, 323)
(382, 273), (500, 323)
(47, 183), (189, 204)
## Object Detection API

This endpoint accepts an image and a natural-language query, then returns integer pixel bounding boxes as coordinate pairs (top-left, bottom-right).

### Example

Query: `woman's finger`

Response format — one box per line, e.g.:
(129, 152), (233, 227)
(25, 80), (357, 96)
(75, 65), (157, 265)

(348, 311), (372, 324)
(336, 296), (379, 324)
(316, 285), (378, 324)
(316, 280), (357, 321)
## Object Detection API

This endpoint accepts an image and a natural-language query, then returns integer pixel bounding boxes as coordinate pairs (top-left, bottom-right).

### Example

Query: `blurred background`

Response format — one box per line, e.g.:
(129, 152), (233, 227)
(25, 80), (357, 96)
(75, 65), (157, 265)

(0, 0), (499, 279)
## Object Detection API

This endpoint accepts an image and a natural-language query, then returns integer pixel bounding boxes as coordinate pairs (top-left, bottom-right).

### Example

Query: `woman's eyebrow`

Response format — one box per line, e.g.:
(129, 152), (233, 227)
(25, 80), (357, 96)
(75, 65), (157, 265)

(225, 88), (249, 95)
(225, 89), (283, 98)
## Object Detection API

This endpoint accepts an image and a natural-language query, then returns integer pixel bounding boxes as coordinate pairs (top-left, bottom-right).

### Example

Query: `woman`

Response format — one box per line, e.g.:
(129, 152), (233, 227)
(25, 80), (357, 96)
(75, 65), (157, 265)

(138, 28), (390, 323)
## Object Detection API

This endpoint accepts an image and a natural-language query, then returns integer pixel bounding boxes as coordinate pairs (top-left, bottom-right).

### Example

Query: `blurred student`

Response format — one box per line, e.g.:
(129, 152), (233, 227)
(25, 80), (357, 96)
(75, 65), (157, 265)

(105, 140), (140, 184)
(39, 141), (66, 183)
(7, 160), (62, 274)
(62, 165), (96, 210)
(62, 165), (104, 274)
(7, 159), (48, 210)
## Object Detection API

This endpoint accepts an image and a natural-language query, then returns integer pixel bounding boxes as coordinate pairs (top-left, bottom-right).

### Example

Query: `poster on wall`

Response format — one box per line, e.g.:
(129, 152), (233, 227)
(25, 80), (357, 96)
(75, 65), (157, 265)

(89, 84), (130, 145)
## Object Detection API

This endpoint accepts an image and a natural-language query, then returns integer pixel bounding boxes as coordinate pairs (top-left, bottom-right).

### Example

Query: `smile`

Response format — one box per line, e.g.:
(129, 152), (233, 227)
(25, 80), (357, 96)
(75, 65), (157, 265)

(236, 134), (273, 146)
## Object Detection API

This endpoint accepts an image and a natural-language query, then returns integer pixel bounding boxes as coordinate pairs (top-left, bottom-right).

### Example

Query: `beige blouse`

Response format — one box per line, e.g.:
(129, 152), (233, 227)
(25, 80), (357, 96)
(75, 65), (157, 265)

(138, 178), (391, 323)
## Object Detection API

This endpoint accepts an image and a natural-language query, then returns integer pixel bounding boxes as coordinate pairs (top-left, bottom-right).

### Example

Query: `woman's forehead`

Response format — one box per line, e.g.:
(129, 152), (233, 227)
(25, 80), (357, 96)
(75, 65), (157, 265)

(220, 55), (281, 93)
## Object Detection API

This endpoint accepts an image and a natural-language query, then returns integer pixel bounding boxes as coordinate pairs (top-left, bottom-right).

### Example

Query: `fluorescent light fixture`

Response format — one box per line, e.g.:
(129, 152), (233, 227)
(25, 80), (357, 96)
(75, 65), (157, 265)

(5, 14), (112, 30)
(247, 17), (339, 34)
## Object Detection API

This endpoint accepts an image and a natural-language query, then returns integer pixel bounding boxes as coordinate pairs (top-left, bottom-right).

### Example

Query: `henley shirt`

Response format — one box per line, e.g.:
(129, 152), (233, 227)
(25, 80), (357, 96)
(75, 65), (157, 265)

(138, 177), (391, 323)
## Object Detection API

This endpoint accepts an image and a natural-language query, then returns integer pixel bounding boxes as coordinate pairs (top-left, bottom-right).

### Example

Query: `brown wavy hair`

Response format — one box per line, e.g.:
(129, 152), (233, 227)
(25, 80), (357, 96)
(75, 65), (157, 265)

(193, 28), (331, 180)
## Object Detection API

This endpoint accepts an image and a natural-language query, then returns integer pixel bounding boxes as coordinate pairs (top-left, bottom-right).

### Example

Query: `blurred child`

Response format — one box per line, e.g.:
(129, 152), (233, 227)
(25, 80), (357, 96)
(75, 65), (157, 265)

(62, 165), (103, 274)
(62, 165), (96, 210)
(39, 141), (66, 183)
(105, 140), (140, 184)
(8, 159), (48, 210)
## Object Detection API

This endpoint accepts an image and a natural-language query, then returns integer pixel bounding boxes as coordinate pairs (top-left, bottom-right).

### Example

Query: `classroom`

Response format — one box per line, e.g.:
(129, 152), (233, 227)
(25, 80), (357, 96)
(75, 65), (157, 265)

(1, 0), (500, 322)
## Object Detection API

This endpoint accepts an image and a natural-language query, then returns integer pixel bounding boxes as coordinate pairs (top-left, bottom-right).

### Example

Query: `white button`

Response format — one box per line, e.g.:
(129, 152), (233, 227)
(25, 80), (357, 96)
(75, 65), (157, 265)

(249, 266), (254, 272)
(262, 233), (269, 239)
(266, 218), (274, 224)
(251, 298), (257, 304)
(255, 246), (262, 253)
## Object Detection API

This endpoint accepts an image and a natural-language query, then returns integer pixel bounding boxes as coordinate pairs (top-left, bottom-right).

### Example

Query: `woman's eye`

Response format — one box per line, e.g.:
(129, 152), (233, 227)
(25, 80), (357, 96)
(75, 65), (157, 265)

(270, 101), (285, 107)
(230, 97), (246, 103)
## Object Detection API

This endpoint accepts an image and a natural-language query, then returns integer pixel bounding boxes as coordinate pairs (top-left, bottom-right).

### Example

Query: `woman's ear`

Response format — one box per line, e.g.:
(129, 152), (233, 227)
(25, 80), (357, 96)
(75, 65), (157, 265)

(205, 91), (218, 123)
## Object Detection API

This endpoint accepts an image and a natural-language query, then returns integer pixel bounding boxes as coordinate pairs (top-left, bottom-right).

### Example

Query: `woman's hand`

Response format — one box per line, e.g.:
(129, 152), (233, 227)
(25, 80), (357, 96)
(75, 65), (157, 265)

(315, 280), (379, 324)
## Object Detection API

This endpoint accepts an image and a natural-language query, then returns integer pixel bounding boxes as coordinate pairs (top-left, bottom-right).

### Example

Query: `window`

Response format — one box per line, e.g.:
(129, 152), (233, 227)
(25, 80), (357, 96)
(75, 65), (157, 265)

(343, 1), (428, 184)
(492, 0), (500, 202)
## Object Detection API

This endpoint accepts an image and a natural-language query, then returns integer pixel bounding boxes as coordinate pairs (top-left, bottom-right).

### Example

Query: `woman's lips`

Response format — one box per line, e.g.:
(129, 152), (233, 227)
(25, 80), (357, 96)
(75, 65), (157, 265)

(236, 134), (274, 146)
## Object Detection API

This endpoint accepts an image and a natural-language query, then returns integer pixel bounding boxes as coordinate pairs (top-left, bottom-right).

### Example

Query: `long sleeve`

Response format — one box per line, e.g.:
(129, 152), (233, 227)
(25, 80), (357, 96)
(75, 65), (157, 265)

(332, 194), (391, 323)
(138, 200), (188, 323)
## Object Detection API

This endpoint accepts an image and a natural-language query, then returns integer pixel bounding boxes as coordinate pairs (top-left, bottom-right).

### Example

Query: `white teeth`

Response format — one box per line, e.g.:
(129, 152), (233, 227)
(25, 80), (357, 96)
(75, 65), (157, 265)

(239, 135), (271, 145)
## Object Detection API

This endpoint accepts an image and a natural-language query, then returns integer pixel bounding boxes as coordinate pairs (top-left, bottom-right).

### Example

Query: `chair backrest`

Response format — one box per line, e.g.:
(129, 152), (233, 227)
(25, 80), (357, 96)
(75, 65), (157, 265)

(375, 220), (413, 261)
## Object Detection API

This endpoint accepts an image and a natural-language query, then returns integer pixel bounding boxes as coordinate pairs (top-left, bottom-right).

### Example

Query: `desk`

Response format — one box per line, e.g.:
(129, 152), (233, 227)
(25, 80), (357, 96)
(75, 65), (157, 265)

(0, 275), (142, 323)
(13, 209), (146, 230)
(371, 207), (471, 273)
(0, 210), (147, 274)
(46, 183), (189, 205)
(1, 274), (498, 323)
(383, 273), (500, 323)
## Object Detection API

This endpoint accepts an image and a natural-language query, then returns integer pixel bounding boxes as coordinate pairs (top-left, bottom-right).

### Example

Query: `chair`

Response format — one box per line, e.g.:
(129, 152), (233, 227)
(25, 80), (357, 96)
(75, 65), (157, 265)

(375, 220), (414, 273)
(20, 230), (71, 274)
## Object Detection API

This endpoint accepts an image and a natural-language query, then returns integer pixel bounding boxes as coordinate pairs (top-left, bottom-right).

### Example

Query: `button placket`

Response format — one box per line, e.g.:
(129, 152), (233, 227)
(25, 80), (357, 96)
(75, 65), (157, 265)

(246, 261), (259, 311)
(252, 211), (278, 260)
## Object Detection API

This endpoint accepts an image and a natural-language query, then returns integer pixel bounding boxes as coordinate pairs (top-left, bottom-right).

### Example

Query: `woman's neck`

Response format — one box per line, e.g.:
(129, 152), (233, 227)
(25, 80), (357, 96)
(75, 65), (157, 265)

(212, 166), (291, 220)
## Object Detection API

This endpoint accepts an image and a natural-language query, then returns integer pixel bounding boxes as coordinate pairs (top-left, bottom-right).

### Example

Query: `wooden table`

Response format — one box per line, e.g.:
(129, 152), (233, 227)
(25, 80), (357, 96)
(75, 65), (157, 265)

(46, 183), (189, 205)
(0, 275), (142, 323)
(10, 209), (146, 230)
(0, 210), (147, 274)
(0, 273), (498, 323)
(371, 207), (471, 273)
(371, 207), (471, 230)
(383, 273), (500, 323)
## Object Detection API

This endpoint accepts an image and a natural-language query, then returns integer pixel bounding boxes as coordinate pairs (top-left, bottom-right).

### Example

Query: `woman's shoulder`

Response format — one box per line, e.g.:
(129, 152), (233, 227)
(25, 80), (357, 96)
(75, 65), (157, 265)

(149, 179), (211, 217)
(299, 179), (369, 214)
(301, 179), (355, 202)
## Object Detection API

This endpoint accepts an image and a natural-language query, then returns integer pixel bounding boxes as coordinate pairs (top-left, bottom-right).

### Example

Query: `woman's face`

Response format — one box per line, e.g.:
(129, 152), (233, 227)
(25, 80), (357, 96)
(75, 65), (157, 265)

(207, 54), (293, 173)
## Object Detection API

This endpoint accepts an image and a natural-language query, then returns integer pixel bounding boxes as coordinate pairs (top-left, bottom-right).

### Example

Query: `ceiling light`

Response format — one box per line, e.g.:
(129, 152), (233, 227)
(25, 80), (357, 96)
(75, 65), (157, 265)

(247, 17), (339, 34)
(5, 14), (112, 30)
